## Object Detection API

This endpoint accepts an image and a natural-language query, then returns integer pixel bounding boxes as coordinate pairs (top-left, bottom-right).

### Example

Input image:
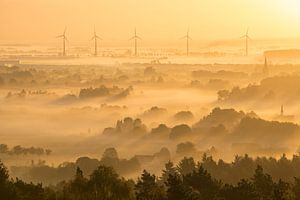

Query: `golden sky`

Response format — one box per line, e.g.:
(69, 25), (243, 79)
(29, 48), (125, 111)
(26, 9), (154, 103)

(1, 0), (300, 44)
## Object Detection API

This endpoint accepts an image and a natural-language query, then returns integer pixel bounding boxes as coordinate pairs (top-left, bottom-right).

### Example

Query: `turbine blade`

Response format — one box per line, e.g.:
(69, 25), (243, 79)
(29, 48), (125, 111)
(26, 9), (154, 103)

(64, 26), (67, 35)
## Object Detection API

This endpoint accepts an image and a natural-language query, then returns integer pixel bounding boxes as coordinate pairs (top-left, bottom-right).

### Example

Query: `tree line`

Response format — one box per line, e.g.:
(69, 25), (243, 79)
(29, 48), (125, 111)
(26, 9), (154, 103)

(0, 144), (52, 156)
(2, 154), (300, 199)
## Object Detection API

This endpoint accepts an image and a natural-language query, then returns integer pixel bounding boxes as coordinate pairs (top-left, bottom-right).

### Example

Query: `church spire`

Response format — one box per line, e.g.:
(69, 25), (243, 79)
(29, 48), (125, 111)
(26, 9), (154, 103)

(263, 56), (269, 76)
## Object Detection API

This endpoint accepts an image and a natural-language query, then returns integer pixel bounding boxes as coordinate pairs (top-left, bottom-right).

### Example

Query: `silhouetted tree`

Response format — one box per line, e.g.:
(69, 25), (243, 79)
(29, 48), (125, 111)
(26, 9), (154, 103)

(160, 161), (177, 185)
(0, 160), (13, 199)
(0, 144), (9, 153)
(13, 178), (45, 200)
(176, 142), (197, 156)
(89, 165), (133, 200)
(220, 179), (258, 200)
(291, 177), (300, 200)
(252, 165), (275, 200)
(3, 156), (300, 200)
(165, 173), (195, 200)
(68, 167), (89, 200)
(169, 124), (192, 140)
(273, 179), (290, 200)
(177, 157), (196, 176)
(135, 170), (166, 200)
(184, 165), (221, 199)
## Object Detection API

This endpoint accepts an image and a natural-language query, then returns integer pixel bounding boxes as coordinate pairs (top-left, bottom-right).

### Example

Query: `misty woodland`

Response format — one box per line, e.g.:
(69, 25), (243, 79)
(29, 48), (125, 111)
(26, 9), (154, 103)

(2, 155), (300, 200)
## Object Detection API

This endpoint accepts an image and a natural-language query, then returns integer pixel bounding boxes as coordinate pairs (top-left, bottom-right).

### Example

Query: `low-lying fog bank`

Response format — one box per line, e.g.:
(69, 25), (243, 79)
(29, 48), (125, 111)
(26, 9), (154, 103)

(2, 57), (300, 185)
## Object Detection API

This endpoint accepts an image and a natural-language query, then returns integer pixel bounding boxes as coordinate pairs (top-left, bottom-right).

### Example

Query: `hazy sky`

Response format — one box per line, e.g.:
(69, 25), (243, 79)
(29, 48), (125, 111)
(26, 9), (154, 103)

(1, 0), (300, 44)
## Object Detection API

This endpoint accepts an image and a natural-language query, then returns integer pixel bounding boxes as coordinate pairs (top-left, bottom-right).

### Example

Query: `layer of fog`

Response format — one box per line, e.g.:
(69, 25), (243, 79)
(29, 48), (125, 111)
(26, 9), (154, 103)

(2, 49), (300, 183)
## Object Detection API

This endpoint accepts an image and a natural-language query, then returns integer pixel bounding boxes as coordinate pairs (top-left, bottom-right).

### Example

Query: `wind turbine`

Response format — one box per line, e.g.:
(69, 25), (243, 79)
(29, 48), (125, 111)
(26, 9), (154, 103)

(57, 27), (68, 56)
(181, 28), (192, 56)
(129, 28), (142, 56)
(91, 27), (102, 56)
(241, 28), (251, 56)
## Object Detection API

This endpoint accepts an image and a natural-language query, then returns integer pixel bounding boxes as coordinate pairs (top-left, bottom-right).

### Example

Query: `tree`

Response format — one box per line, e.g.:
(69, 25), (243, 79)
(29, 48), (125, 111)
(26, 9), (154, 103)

(135, 170), (166, 200)
(102, 147), (119, 160)
(0, 160), (9, 184)
(166, 173), (187, 200)
(68, 167), (89, 200)
(220, 179), (258, 200)
(183, 165), (221, 200)
(100, 148), (120, 170)
(12, 145), (24, 155)
(169, 124), (192, 140)
(13, 178), (45, 200)
(166, 173), (199, 200)
(177, 157), (196, 176)
(45, 149), (52, 155)
(89, 165), (132, 200)
(176, 142), (197, 156)
(160, 161), (177, 185)
(0, 144), (9, 153)
(252, 165), (275, 200)
(0, 160), (12, 199)
(273, 179), (290, 200)
(291, 177), (300, 200)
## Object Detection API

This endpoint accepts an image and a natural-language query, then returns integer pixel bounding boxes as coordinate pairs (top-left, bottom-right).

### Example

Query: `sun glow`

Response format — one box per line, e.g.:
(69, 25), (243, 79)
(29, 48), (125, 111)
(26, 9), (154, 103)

(276, 0), (300, 18)
(1, 0), (300, 42)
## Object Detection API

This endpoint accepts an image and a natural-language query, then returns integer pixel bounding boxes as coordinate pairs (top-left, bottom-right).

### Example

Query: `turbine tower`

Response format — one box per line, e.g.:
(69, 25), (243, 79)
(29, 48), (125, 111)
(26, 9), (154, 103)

(91, 27), (102, 56)
(263, 56), (269, 76)
(57, 27), (68, 56)
(181, 28), (192, 56)
(129, 28), (141, 56)
(241, 28), (251, 56)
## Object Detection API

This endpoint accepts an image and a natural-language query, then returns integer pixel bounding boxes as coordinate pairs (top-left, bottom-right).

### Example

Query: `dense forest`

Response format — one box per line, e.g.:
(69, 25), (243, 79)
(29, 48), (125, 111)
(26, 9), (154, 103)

(2, 154), (300, 200)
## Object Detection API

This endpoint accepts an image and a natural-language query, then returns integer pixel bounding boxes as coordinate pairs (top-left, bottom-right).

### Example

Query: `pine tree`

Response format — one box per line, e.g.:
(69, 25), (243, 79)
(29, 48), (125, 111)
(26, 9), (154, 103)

(135, 170), (166, 200)
(160, 161), (177, 185)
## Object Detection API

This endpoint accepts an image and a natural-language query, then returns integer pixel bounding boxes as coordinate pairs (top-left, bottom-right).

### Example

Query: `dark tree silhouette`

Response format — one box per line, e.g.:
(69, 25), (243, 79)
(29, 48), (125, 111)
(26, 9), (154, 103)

(177, 157), (196, 176)
(160, 161), (177, 185)
(135, 170), (166, 200)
